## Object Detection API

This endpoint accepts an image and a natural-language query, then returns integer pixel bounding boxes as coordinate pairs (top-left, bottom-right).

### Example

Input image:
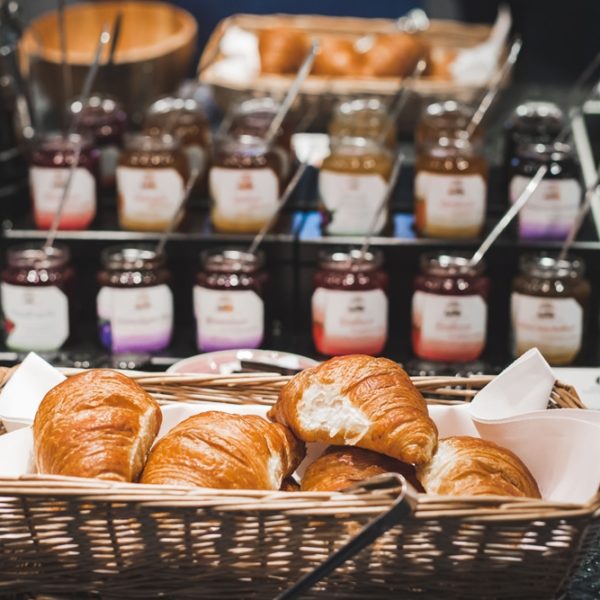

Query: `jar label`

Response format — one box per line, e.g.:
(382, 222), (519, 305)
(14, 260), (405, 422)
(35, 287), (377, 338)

(1, 283), (69, 352)
(116, 167), (184, 226)
(319, 170), (388, 235)
(312, 288), (387, 355)
(510, 176), (581, 239)
(412, 291), (486, 361)
(194, 286), (264, 351)
(30, 166), (96, 229)
(415, 172), (486, 233)
(511, 292), (582, 362)
(97, 284), (173, 352)
(209, 167), (279, 223)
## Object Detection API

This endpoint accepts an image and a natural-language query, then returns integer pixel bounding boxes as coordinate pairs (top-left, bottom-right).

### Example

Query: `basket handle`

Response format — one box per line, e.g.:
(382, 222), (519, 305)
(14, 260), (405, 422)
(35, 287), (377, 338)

(275, 473), (418, 600)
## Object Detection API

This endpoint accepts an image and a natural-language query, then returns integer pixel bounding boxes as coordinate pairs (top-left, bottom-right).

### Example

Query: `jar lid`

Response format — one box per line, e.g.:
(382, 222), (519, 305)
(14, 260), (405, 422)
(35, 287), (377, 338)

(236, 97), (280, 116)
(516, 141), (574, 163)
(519, 253), (584, 279)
(424, 100), (471, 118)
(123, 133), (180, 152)
(318, 248), (383, 272)
(420, 252), (485, 277)
(101, 245), (166, 270)
(146, 96), (202, 116)
(335, 97), (387, 117)
(35, 131), (93, 151)
(214, 133), (271, 155)
(201, 249), (264, 273)
(70, 94), (126, 120)
(513, 101), (564, 122)
(329, 135), (390, 155)
(6, 243), (70, 269)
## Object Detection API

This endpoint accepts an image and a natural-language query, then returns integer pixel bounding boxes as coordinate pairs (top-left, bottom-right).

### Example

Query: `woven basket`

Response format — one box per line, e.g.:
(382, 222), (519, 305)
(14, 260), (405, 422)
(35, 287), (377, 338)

(0, 369), (597, 599)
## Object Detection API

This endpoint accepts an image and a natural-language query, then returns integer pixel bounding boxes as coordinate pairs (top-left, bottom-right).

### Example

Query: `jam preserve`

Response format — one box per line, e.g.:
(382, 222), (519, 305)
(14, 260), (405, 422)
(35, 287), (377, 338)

(415, 101), (474, 150)
(29, 132), (99, 230)
(1, 244), (74, 352)
(511, 254), (590, 366)
(97, 246), (173, 353)
(116, 134), (188, 232)
(209, 134), (284, 234)
(509, 142), (581, 240)
(312, 249), (388, 356)
(194, 249), (266, 351)
(412, 253), (489, 362)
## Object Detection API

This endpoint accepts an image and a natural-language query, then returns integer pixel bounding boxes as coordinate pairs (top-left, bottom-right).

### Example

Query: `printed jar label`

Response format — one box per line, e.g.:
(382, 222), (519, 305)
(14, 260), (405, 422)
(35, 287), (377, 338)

(510, 176), (581, 239)
(511, 292), (583, 361)
(209, 167), (279, 222)
(415, 172), (486, 232)
(1, 283), (69, 352)
(194, 286), (264, 351)
(412, 291), (486, 361)
(312, 288), (387, 355)
(116, 167), (184, 225)
(319, 170), (388, 235)
(30, 166), (96, 229)
(97, 284), (173, 353)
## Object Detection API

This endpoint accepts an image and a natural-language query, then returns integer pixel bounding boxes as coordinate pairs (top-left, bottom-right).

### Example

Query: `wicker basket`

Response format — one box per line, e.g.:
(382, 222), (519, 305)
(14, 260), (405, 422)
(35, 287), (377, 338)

(0, 369), (597, 599)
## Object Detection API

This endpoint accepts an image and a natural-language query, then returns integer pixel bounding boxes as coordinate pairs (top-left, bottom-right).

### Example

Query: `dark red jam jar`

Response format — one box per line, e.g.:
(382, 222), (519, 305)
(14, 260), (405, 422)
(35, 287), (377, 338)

(194, 249), (266, 352)
(412, 252), (489, 362)
(1, 244), (74, 352)
(312, 248), (388, 356)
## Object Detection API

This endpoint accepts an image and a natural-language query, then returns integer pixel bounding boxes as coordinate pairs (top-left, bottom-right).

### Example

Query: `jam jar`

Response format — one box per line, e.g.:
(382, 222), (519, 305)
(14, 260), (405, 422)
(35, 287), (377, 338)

(1, 244), (74, 352)
(29, 132), (99, 230)
(312, 248), (388, 356)
(116, 133), (188, 232)
(412, 253), (489, 362)
(69, 94), (127, 189)
(209, 133), (284, 234)
(414, 133), (488, 239)
(509, 141), (581, 240)
(194, 249), (267, 351)
(415, 101), (474, 151)
(97, 245), (173, 353)
(511, 253), (590, 366)
(319, 136), (393, 235)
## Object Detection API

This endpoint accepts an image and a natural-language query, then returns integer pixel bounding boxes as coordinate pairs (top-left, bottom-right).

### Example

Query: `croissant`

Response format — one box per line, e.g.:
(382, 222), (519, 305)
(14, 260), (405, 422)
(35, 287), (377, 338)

(33, 370), (162, 482)
(281, 476), (301, 492)
(140, 411), (305, 489)
(416, 436), (541, 498)
(268, 355), (438, 465)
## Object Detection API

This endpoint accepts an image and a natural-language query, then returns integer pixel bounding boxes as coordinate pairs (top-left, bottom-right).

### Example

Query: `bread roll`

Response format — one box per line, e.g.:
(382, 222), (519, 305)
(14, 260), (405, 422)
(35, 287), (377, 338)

(417, 436), (541, 498)
(363, 33), (424, 77)
(140, 411), (305, 489)
(268, 355), (438, 465)
(313, 37), (364, 77)
(33, 370), (161, 482)
(259, 27), (308, 74)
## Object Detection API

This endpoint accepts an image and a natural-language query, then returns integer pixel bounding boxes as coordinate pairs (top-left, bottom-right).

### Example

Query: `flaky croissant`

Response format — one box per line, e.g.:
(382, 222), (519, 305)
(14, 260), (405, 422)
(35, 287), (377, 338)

(33, 370), (162, 482)
(140, 411), (305, 489)
(268, 355), (438, 465)
(416, 436), (541, 499)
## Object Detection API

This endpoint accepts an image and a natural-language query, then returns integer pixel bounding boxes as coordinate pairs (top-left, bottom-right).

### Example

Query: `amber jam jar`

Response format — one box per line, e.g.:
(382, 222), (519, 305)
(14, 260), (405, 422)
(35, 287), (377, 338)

(69, 94), (127, 188)
(1, 244), (74, 352)
(414, 133), (488, 239)
(319, 136), (393, 236)
(209, 133), (284, 234)
(97, 245), (173, 353)
(412, 253), (489, 362)
(116, 133), (188, 232)
(312, 248), (388, 356)
(194, 249), (266, 352)
(511, 253), (590, 366)
(415, 101), (474, 151)
(29, 132), (99, 230)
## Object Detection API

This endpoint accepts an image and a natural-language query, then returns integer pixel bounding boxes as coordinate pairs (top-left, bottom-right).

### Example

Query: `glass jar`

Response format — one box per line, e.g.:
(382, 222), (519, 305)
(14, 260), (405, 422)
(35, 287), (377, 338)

(414, 133), (488, 239)
(415, 101), (474, 151)
(69, 94), (127, 189)
(97, 245), (173, 353)
(319, 136), (393, 236)
(329, 98), (396, 149)
(412, 253), (489, 362)
(511, 253), (589, 366)
(509, 141), (581, 240)
(209, 133), (284, 234)
(312, 248), (388, 356)
(116, 133), (188, 232)
(1, 244), (74, 352)
(29, 132), (99, 230)
(194, 249), (266, 351)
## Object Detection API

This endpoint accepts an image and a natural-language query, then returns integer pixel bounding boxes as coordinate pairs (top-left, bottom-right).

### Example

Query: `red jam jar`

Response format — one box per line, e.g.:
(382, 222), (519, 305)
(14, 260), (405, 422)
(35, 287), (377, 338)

(312, 248), (388, 356)
(29, 132), (99, 230)
(1, 244), (74, 352)
(412, 252), (489, 362)
(194, 249), (266, 352)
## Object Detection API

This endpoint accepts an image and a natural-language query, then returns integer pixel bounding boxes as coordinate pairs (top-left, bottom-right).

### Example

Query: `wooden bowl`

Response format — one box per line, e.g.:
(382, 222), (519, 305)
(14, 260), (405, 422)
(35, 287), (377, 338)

(20, 1), (197, 123)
